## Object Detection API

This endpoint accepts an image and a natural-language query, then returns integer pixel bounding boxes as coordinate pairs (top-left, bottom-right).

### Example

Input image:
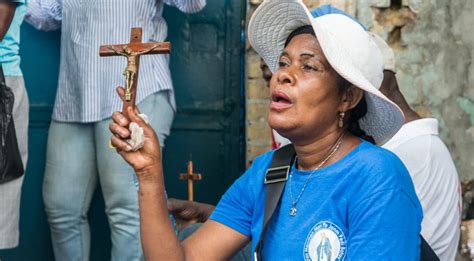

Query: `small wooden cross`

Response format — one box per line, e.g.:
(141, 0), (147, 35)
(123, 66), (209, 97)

(179, 160), (202, 201)
(99, 27), (170, 119)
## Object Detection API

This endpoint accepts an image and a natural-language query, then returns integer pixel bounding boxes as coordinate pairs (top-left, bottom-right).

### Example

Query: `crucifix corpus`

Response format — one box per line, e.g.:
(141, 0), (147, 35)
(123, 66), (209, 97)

(179, 160), (202, 201)
(99, 27), (170, 119)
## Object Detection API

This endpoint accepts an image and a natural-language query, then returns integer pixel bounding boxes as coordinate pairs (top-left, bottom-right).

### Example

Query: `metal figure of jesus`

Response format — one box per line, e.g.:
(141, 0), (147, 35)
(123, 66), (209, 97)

(99, 27), (170, 119)
(107, 44), (162, 101)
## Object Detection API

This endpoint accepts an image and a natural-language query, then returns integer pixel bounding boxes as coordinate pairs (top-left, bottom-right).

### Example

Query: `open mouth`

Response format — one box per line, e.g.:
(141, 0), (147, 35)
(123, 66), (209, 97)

(270, 90), (293, 110)
(271, 90), (292, 104)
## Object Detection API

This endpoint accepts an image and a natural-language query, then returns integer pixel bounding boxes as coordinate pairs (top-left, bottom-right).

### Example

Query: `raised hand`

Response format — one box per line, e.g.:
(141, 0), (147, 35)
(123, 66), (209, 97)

(109, 87), (162, 175)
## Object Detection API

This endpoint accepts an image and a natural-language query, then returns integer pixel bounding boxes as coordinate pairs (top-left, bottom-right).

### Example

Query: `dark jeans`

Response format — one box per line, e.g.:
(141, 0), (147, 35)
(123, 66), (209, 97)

(177, 223), (252, 261)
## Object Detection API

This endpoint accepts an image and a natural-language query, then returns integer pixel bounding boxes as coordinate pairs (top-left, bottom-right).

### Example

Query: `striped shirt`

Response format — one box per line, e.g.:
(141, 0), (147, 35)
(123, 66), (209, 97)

(25, 0), (206, 122)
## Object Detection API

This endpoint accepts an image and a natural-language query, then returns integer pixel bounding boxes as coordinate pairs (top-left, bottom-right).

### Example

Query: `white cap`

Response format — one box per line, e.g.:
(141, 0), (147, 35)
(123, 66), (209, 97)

(369, 32), (397, 73)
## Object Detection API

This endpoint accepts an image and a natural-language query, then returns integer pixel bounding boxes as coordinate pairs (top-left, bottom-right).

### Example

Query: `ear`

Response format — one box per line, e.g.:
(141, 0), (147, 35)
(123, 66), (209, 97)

(338, 85), (364, 112)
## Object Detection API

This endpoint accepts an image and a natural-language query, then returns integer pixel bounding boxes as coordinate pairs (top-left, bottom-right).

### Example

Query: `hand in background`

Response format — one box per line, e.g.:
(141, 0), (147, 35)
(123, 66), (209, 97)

(167, 198), (215, 230)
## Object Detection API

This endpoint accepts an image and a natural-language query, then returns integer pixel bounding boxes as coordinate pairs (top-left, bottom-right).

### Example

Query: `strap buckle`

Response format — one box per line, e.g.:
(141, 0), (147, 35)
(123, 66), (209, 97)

(264, 165), (290, 184)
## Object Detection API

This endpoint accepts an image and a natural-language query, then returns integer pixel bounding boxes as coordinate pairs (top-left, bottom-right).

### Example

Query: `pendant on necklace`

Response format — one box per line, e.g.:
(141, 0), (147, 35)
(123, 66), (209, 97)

(289, 206), (297, 216)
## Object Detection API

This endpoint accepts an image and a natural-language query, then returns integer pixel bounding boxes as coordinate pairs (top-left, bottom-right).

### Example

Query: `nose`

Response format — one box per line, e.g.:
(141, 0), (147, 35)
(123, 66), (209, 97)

(276, 67), (296, 86)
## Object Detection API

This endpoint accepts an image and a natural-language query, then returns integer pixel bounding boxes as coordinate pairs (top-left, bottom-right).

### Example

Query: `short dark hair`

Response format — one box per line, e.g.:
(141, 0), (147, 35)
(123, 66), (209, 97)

(284, 25), (315, 47)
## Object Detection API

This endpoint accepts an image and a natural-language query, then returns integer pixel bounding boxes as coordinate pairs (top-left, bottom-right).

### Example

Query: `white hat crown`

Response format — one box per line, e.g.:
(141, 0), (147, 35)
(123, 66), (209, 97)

(311, 14), (384, 91)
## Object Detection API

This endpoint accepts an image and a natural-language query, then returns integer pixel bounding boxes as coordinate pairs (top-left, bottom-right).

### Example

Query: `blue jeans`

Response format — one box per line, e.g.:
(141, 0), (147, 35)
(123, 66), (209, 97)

(43, 91), (174, 261)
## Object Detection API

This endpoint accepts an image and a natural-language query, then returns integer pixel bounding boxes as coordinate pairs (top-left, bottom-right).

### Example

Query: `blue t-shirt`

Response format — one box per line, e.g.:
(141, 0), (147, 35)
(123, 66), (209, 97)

(0, 0), (26, 76)
(210, 141), (422, 260)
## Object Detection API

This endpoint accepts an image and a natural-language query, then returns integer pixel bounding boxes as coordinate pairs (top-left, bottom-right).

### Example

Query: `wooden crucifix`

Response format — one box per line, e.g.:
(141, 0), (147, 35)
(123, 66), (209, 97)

(99, 27), (170, 119)
(179, 160), (202, 201)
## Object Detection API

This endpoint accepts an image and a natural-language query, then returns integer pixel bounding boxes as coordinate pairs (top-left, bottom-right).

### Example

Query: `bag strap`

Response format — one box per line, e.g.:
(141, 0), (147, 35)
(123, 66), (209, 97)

(420, 236), (439, 261)
(253, 143), (439, 261)
(0, 65), (5, 88)
(254, 144), (295, 261)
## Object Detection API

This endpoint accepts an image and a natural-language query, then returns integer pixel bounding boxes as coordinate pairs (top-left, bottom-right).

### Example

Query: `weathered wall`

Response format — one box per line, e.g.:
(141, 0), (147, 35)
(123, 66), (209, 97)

(245, 0), (474, 182)
(358, 0), (474, 180)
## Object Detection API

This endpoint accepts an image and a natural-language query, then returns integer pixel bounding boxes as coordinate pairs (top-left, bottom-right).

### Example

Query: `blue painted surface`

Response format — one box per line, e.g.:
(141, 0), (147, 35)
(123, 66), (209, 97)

(0, 1), (245, 260)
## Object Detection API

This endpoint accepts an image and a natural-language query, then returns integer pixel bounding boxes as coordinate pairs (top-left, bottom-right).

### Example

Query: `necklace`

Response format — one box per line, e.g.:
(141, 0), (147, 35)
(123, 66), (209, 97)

(288, 132), (346, 217)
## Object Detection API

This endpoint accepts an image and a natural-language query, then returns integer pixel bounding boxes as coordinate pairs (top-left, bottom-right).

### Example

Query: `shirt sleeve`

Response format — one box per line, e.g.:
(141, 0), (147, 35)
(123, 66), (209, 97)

(209, 167), (256, 237)
(163, 0), (206, 14)
(346, 188), (422, 260)
(25, 0), (62, 31)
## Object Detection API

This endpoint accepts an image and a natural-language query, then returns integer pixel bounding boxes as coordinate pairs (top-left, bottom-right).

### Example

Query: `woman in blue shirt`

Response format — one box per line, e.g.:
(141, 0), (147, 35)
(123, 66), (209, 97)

(109, 0), (422, 260)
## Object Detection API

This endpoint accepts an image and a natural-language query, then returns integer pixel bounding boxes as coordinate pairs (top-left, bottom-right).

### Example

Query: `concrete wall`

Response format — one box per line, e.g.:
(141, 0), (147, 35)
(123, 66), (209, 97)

(245, 0), (474, 183)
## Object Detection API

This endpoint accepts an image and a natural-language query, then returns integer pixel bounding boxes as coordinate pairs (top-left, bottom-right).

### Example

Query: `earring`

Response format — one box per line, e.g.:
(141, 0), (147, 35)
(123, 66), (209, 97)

(338, 112), (345, 128)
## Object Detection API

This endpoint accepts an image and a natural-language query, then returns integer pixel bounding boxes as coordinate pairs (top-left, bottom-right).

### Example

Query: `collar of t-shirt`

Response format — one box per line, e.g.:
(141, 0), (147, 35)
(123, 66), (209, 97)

(383, 118), (439, 150)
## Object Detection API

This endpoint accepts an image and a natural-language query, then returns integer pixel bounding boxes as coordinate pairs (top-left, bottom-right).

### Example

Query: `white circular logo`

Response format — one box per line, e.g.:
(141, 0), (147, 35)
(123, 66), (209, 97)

(303, 221), (347, 261)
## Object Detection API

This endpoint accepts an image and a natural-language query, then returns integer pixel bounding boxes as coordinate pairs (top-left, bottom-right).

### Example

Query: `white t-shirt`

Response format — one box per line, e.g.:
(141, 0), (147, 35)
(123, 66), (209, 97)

(271, 129), (291, 149)
(383, 118), (461, 261)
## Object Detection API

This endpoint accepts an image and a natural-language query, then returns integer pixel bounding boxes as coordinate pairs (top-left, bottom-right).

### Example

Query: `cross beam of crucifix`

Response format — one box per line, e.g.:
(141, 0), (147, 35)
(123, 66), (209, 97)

(179, 160), (202, 201)
(99, 27), (170, 119)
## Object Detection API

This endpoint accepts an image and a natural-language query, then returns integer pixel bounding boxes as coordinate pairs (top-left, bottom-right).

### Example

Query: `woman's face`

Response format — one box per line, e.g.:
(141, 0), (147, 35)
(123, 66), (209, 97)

(268, 33), (345, 141)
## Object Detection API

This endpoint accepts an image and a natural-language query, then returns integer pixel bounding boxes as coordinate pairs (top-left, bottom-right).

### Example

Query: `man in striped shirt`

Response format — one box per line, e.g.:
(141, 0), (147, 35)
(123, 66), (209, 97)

(25, 0), (206, 260)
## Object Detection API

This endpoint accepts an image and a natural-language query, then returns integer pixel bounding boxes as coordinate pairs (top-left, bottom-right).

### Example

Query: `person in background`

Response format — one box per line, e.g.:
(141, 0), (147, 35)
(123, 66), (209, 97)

(25, 0), (205, 260)
(0, 0), (29, 250)
(372, 33), (461, 261)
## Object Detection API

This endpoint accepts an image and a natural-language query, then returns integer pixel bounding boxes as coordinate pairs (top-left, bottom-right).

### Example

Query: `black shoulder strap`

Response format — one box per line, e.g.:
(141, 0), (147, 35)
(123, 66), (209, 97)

(253, 143), (439, 261)
(254, 144), (295, 261)
(420, 236), (439, 261)
(0, 64), (5, 87)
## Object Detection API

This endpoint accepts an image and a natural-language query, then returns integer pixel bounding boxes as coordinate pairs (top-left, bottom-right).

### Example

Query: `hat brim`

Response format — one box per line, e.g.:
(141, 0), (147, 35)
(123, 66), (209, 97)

(248, 0), (404, 144)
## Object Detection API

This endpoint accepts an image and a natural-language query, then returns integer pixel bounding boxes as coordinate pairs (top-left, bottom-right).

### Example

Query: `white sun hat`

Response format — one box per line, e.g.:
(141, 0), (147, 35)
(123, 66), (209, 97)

(369, 32), (397, 73)
(248, 0), (404, 145)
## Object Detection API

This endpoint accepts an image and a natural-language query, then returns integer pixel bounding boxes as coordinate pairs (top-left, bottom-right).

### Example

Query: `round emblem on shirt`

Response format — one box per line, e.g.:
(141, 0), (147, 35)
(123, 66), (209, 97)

(303, 221), (347, 261)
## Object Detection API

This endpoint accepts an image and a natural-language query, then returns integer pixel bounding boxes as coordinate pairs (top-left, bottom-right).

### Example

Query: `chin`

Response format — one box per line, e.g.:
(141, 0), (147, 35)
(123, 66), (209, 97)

(268, 114), (293, 135)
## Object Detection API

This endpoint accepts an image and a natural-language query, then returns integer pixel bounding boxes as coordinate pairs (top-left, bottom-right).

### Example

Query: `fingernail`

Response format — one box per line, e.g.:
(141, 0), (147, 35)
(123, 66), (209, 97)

(125, 145), (133, 151)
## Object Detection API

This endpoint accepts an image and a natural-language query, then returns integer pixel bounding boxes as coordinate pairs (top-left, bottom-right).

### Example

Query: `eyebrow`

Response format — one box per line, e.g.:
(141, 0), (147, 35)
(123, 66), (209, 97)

(300, 52), (315, 58)
(280, 51), (326, 67)
(280, 51), (317, 58)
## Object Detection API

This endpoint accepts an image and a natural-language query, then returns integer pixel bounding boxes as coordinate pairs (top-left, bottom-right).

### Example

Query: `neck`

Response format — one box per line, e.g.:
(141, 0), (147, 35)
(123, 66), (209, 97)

(401, 106), (421, 123)
(381, 75), (421, 124)
(293, 129), (348, 171)
(385, 93), (421, 124)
